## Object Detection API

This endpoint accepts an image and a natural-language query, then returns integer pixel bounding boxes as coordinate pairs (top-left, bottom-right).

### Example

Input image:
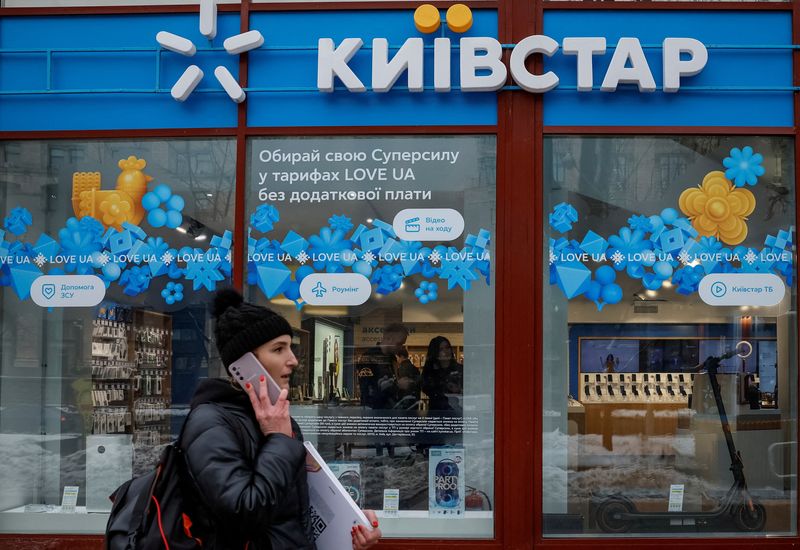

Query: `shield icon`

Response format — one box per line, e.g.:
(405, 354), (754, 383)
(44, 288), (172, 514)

(42, 284), (56, 300)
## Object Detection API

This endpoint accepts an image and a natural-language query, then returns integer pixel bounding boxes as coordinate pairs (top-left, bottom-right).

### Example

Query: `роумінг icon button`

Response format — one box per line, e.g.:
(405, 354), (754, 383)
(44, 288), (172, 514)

(299, 273), (371, 306)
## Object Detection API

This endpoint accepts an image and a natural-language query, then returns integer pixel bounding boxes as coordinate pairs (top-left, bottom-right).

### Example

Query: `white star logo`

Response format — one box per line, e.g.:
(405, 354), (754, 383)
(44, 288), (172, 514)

(744, 250), (758, 265)
(362, 251), (376, 264)
(610, 250), (624, 265)
(97, 252), (110, 267)
(33, 253), (47, 268)
(677, 250), (691, 266)
(156, 0), (263, 103)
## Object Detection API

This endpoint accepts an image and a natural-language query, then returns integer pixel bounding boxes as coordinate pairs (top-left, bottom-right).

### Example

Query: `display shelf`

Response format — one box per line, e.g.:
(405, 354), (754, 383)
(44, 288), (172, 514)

(90, 308), (134, 436)
(132, 310), (173, 459)
(579, 372), (694, 405)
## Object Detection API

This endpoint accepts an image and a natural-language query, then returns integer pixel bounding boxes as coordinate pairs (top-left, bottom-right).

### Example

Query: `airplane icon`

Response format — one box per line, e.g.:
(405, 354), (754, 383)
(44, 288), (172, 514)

(312, 282), (327, 298)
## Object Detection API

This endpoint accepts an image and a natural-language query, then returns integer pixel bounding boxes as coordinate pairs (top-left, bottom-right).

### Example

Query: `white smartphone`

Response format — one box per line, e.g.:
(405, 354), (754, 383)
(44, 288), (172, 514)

(228, 352), (282, 405)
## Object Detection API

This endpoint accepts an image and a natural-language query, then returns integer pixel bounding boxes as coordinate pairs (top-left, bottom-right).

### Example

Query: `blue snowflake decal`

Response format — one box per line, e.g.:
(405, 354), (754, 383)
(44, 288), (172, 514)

(308, 226), (352, 272)
(607, 226), (652, 277)
(439, 249), (479, 290)
(58, 217), (103, 274)
(627, 215), (653, 233)
(723, 146), (765, 187)
(185, 252), (226, 292)
(328, 214), (353, 233)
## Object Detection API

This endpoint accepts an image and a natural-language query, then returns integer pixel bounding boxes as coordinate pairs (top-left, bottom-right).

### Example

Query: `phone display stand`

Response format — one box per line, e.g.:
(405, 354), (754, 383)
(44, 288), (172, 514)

(579, 373), (694, 404)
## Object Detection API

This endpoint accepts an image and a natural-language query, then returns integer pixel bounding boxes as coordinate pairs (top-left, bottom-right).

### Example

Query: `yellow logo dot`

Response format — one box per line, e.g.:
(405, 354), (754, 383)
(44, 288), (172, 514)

(414, 4), (441, 34)
(446, 4), (473, 33)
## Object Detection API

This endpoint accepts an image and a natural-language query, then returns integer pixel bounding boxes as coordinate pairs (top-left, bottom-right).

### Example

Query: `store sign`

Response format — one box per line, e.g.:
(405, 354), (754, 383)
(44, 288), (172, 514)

(317, 36), (707, 94)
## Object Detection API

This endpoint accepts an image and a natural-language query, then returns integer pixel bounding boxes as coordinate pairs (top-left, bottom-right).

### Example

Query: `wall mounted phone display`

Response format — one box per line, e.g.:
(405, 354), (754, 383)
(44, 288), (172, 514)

(580, 372), (693, 404)
(310, 319), (346, 401)
(91, 303), (173, 476)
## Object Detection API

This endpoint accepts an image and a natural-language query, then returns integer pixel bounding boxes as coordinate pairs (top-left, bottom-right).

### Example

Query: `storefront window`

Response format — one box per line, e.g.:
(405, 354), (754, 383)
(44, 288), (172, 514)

(543, 136), (797, 537)
(245, 135), (496, 538)
(0, 138), (234, 532)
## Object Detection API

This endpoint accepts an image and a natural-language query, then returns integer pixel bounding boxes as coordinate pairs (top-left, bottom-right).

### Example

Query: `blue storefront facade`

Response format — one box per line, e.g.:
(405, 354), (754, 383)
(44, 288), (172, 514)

(0, 0), (798, 548)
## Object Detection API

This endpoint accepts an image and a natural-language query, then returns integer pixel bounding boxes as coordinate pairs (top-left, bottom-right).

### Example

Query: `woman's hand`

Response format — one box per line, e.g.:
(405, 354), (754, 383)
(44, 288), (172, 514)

(244, 378), (292, 437)
(352, 510), (382, 550)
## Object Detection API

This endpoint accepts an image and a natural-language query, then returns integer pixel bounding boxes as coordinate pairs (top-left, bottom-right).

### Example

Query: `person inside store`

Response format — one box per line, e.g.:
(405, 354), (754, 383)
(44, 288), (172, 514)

(357, 322), (418, 457)
(395, 344), (421, 409)
(745, 374), (761, 410)
(180, 289), (382, 550)
(357, 322), (418, 410)
(602, 353), (619, 374)
(421, 336), (463, 412)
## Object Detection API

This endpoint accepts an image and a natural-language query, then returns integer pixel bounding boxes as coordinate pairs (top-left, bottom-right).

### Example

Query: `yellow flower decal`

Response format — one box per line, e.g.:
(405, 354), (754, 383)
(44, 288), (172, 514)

(99, 192), (133, 230)
(678, 171), (756, 245)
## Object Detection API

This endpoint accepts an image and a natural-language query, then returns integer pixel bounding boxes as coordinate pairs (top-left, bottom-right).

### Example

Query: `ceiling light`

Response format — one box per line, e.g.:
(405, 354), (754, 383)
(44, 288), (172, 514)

(206, 193), (213, 197)
(176, 227), (187, 233)
(195, 234), (207, 241)
(645, 290), (658, 298)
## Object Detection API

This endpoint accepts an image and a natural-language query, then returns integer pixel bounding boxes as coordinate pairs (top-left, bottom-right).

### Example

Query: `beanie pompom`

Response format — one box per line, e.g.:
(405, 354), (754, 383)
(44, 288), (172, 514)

(213, 288), (244, 319)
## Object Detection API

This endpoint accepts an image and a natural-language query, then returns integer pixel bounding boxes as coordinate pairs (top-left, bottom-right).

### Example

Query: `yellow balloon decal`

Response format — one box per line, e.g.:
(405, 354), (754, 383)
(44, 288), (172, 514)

(72, 156), (153, 231)
(678, 170), (756, 245)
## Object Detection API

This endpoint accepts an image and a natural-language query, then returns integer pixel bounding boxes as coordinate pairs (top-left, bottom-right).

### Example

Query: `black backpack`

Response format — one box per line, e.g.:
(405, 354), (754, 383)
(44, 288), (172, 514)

(105, 442), (207, 550)
(105, 406), (244, 550)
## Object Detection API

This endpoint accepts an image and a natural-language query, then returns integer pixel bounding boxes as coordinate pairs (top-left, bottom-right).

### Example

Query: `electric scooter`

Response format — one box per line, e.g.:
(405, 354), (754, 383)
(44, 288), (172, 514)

(595, 345), (767, 533)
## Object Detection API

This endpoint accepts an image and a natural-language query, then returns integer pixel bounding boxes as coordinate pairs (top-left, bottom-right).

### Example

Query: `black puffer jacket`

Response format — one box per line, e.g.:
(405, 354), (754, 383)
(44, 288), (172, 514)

(181, 378), (315, 549)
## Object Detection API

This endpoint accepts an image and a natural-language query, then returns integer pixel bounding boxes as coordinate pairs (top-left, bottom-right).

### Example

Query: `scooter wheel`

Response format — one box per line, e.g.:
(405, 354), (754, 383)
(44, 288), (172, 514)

(596, 498), (634, 534)
(734, 502), (766, 532)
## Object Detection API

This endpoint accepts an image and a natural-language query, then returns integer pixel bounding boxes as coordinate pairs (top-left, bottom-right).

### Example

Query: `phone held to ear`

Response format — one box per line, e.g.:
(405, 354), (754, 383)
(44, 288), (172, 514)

(229, 352), (282, 405)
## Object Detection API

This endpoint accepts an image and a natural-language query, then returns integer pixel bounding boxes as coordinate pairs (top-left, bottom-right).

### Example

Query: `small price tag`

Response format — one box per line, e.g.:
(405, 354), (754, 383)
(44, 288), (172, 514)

(382, 489), (399, 517)
(61, 486), (80, 513)
(668, 484), (684, 512)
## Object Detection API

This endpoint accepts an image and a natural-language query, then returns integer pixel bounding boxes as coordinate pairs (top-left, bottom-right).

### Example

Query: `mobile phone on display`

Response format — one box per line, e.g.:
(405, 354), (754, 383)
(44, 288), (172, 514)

(229, 352), (282, 405)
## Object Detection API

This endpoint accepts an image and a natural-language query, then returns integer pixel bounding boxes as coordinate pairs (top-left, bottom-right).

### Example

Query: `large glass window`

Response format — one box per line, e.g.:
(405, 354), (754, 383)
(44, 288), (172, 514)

(0, 139), (235, 532)
(245, 135), (496, 538)
(543, 136), (796, 537)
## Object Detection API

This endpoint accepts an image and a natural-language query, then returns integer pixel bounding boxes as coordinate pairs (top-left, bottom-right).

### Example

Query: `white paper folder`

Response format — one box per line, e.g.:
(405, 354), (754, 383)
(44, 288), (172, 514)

(304, 441), (372, 549)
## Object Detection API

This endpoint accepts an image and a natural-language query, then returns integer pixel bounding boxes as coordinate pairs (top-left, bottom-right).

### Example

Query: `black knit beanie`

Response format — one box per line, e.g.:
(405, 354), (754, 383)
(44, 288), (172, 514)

(212, 288), (293, 368)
